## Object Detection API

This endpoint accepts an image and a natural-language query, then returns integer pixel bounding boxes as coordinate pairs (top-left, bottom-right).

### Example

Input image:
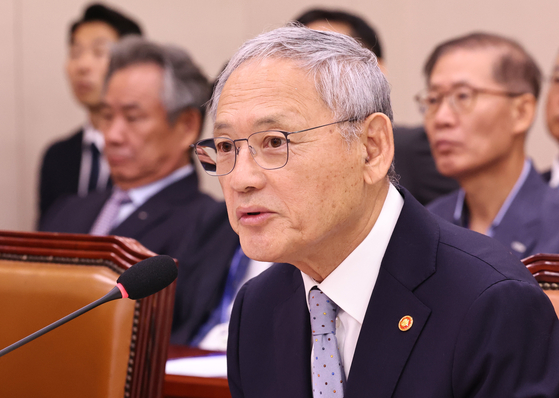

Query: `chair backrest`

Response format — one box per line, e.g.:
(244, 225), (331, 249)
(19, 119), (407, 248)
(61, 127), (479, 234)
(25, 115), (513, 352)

(522, 253), (559, 317)
(0, 230), (176, 398)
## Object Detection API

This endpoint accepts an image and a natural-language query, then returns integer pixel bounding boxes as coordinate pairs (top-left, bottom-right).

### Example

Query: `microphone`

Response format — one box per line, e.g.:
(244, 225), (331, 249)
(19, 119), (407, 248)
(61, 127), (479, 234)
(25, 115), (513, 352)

(0, 255), (177, 358)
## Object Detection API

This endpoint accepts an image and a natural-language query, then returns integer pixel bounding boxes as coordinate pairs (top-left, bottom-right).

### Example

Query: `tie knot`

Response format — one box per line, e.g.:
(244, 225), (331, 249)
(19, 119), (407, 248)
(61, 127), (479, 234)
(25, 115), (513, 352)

(112, 189), (132, 205)
(309, 288), (338, 336)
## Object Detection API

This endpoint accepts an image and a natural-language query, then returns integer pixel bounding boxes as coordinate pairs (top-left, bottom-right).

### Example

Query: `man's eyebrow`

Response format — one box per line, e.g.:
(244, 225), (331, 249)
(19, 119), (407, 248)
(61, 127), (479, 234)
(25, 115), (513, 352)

(254, 117), (284, 130)
(121, 103), (141, 112)
(213, 121), (231, 132)
(92, 38), (112, 46)
(429, 80), (471, 90)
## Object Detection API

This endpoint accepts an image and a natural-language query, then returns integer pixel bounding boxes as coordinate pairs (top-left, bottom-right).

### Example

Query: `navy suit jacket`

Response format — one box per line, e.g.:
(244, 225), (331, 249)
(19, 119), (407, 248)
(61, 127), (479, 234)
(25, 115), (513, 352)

(39, 129), (83, 223)
(427, 164), (559, 258)
(228, 188), (559, 397)
(40, 172), (239, 344)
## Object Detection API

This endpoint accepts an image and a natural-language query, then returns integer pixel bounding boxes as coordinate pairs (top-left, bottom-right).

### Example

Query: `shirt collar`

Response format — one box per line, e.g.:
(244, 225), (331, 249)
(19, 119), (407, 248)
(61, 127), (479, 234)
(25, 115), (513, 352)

(125, 164), (194, 208)
(550, 155), (559, 188)
(82, 123), (105, 150)
(453, 158), (532, 237)
(302, 184), (404, 324)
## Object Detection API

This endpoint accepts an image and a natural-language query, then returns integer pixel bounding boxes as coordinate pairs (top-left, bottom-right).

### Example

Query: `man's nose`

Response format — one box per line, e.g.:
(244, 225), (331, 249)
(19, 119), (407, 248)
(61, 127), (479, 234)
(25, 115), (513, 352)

(431, 96), (458, 128)
(226, 141), (266, 192)
(103, 117), (127, 144)
(75, 52), (94, 71)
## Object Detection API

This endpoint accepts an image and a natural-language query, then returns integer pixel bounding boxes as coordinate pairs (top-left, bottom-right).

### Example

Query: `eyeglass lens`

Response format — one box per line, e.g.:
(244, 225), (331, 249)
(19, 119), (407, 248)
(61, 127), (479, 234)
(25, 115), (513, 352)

(420, 86), (476, 115)
(194, 130), (290, 176)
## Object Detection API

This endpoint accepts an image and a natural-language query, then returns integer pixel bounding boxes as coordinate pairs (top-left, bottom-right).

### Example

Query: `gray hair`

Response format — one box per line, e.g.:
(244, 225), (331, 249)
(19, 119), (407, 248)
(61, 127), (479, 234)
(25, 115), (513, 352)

(424, 32), (542, 99)
(210, 24), (393, 141)
(106, 36), (211, 127)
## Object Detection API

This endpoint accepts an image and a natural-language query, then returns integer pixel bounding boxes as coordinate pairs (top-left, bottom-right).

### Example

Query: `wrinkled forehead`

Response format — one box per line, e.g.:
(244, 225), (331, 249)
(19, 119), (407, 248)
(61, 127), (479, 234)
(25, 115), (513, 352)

(212, 55), (322, 115)
(216, 58), (328, 123)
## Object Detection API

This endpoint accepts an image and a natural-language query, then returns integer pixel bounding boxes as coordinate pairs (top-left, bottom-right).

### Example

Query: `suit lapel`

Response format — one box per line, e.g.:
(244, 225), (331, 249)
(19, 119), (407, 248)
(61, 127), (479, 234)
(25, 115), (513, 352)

(491, 165), (545, 257)
(346, 268), (431, 398)
(272, 267), (313, 398)
(346, 188), (438, 398)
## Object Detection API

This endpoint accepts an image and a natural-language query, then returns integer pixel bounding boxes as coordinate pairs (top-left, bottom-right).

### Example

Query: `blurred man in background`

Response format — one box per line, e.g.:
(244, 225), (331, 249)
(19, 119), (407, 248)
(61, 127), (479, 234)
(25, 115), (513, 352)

(38, 3), (142, 223)
(40, 37), (239, 344)
(423, 32), (559, 258)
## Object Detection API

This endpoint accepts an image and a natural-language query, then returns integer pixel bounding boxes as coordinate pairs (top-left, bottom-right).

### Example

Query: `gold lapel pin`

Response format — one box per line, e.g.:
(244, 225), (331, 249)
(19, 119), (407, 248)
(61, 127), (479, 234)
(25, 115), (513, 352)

(398, 315), (413, 331)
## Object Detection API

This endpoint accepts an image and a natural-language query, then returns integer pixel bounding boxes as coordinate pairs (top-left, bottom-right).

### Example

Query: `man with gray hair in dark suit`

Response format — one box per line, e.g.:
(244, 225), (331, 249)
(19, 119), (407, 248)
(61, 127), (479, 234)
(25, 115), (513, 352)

(40, 37), (239, 344)
(191, 25), (559, 397)
(421, 32), (559, 259)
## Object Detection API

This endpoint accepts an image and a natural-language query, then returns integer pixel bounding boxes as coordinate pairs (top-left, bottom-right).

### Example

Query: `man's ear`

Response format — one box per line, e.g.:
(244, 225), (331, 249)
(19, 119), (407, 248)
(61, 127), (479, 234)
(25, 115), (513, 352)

(173, 108), (203, 150)
(360, 113), (394, 185)
(511, 93), (537, 136)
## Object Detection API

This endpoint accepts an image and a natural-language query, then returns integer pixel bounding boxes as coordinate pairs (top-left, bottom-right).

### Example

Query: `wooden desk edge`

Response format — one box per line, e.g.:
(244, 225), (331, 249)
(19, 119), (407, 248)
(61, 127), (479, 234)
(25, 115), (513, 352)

(164, 345), (232, 398)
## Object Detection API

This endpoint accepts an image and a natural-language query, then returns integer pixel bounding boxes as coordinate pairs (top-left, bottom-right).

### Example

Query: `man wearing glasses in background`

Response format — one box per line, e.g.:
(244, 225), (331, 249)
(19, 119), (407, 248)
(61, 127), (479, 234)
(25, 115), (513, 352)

(192, 26), (559, 397)
(419, 32), (559, 258)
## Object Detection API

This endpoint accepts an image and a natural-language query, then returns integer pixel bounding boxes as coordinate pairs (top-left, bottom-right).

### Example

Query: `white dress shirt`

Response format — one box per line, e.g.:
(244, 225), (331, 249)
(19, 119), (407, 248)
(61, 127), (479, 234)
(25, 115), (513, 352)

(549, 156), (559, 189)
(301, 184), (404, 378)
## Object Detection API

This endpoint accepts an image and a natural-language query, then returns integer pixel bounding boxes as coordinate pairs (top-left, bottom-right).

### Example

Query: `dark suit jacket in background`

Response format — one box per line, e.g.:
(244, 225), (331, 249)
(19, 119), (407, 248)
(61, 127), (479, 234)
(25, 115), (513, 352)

(393, 126), (459, 205)
(39, 129), (83, 223)
(40, 172), (239, 344)
(428, 164), (559, 259)
(228, 188), (559, 398)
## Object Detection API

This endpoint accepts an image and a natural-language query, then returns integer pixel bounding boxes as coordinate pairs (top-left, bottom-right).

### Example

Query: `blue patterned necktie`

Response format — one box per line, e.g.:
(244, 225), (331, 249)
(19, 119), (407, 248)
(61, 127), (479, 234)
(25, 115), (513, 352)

(309, 288), (346, 397)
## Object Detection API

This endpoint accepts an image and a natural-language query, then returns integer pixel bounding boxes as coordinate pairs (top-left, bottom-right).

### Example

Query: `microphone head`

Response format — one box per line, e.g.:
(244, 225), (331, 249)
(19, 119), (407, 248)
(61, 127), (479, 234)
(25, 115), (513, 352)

(117, 255), (178, 300)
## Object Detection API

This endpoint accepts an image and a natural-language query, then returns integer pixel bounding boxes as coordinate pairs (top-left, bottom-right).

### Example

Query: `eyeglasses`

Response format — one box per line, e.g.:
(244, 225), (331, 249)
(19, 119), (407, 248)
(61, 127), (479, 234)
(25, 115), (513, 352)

(414, 84), (524, 116)
(191, 119), (355, 176)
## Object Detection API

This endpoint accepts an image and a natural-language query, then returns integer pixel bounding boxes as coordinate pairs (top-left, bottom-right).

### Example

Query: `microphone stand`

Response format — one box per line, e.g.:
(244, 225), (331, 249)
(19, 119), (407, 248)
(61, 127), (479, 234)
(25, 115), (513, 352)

(0, 286), (122, 358)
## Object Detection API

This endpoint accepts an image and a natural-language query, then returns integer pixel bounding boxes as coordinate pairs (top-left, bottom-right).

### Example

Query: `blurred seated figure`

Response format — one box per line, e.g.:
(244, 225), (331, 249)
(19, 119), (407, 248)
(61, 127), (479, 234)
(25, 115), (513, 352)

(189, 247), (272, 351)
(422, 32), (559, 258)
(543, 51), (559, 186)
(39, 3), (142, 224)
(40, 37), (239, 344)
(295, 8), (459, 205)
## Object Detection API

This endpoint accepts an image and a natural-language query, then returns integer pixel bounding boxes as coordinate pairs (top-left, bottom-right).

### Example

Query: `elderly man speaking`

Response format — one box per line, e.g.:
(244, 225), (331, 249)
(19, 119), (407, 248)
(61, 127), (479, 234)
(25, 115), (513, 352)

(192, 26), (559, 397)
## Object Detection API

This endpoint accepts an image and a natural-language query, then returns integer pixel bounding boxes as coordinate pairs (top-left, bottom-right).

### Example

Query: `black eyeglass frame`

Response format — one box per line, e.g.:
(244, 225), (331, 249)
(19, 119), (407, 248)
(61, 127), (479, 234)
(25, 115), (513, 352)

(191, 118), (357, 176)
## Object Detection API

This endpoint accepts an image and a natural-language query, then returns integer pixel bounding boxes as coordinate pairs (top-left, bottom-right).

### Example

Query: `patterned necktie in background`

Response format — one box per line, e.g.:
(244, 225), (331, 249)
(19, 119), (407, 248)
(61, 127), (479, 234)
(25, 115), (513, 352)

(88, 143), (100, 193)
(309, 288), (346, 397)
(89, 189), (131, 236)
(189, 247), (250, 346)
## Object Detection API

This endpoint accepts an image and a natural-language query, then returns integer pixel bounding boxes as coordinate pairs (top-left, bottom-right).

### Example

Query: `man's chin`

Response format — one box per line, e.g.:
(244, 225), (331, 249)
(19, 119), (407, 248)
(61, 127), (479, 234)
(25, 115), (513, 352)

(240, 237), (281, 263)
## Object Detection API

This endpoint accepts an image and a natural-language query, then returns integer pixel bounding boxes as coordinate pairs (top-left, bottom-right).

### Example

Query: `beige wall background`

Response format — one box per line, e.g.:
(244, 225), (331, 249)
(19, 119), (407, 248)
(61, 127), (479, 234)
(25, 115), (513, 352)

(1, 0), (558, 231)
